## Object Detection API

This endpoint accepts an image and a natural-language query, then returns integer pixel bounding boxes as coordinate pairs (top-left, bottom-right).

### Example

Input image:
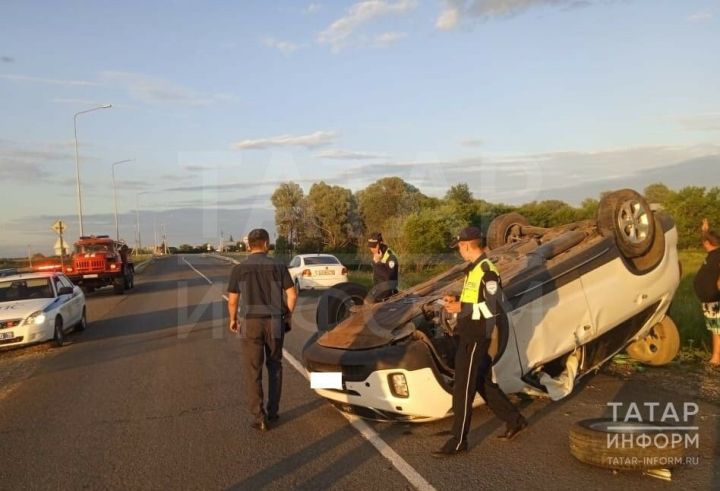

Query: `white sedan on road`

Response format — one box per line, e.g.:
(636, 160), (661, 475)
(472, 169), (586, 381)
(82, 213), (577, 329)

(288, 254), (349, 291)
(0, 271), (87, 348)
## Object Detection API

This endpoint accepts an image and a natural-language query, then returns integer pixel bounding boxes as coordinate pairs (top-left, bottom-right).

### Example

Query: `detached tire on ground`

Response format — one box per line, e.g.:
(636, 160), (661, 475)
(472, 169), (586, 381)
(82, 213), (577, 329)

(316, 283), (369, 331)
(597, 189), (655, 258)
(569, 418), (685, 470)
(626, 316), (680, 366)
(487, 213), (529, 250)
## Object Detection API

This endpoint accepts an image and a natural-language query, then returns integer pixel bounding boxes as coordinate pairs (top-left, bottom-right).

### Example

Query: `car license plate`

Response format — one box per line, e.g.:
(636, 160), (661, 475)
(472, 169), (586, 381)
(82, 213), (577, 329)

(0, 331), (14, 340)
(83, 274), (99, 278)
(310, 372), (342, 389)
(317, 270), (335, 276)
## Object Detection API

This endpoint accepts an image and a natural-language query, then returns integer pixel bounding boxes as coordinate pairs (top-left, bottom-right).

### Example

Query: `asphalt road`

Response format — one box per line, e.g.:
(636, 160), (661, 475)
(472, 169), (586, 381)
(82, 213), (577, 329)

(1, 255), (719, 490)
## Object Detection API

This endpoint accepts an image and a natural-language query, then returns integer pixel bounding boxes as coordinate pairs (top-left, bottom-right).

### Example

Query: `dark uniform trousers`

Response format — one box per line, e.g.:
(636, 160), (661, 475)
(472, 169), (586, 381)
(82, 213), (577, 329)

(451, 334), (523, 445)
(240, 317), (284, 421)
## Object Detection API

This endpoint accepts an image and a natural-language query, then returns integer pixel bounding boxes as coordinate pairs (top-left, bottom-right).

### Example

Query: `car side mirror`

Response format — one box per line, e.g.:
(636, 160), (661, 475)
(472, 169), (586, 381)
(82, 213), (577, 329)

(58, 286), (74, 295)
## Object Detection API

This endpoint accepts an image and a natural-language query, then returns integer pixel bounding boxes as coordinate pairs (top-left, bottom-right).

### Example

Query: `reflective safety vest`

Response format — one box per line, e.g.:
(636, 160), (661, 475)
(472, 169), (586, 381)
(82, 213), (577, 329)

(460, 258), (498, 304)
(381, 248), (395, 264)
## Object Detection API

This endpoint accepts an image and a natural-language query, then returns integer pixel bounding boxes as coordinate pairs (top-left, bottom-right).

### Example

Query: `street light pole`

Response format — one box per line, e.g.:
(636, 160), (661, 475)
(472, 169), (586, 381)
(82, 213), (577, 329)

(74, 104), (112, 237)
(112, 159), (135, 241)
(136, 191), (151, 255)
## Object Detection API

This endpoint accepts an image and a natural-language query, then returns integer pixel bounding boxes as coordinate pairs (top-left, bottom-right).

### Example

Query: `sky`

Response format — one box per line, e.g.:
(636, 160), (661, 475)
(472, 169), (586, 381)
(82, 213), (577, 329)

(1, 0), (718, 257)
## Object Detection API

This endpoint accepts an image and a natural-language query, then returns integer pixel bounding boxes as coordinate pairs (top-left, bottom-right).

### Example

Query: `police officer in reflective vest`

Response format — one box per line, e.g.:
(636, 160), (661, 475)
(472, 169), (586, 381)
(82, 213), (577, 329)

(433, 226), (527, 456)
(368, 232), (399, 303)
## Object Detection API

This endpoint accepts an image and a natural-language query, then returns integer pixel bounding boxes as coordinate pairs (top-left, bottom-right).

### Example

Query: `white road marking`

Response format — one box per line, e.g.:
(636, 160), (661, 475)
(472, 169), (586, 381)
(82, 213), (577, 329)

(282, 350), (436, 491)
(220, 291), (435, 491)
(182, 256), (213, 285)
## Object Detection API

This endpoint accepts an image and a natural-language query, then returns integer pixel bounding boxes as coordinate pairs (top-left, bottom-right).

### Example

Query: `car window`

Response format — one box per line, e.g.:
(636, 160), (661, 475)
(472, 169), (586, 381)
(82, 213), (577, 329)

(0, 278), (54, 301)
(289, 256), (300, 268)
(54, 278), (65, 295)
(59, 276), (74, 290)
(75, 243), (110, 254)
(304, 256), (340, 265)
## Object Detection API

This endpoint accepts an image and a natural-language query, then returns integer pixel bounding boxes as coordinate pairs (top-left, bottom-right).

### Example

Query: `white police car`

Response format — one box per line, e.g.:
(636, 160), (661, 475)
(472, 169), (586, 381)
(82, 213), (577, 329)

(0, 271), (87, 348)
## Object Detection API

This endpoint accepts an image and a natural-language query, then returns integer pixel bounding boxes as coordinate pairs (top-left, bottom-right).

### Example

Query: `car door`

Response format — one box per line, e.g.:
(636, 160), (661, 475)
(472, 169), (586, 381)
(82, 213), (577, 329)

(506, 268), (595, 377)
(58, 275), (80, 325)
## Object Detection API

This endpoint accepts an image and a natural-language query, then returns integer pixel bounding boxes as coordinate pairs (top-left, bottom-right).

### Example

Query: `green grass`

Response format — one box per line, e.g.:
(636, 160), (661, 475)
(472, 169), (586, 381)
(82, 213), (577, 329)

(670, 250), (709, 351)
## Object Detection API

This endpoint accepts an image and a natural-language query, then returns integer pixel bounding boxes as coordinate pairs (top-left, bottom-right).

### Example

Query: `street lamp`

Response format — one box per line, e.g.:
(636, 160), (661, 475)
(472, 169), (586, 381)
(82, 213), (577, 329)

(136, 191), (152, 254)
(112, 159), (135, 241)
(74, 104), (112, 237)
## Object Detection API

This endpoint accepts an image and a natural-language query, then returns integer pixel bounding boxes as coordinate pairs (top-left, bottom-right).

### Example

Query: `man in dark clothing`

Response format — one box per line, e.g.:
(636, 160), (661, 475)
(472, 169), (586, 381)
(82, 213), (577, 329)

(227, 228), (297, 432)
(694, 218), (720, 365)
(433, 226), (527, 457)
(367, 232), (399, 303)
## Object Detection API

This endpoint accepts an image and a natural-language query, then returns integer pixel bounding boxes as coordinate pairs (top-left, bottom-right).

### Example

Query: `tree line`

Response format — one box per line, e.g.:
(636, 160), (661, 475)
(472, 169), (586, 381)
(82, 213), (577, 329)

(271, 177), (720, 269)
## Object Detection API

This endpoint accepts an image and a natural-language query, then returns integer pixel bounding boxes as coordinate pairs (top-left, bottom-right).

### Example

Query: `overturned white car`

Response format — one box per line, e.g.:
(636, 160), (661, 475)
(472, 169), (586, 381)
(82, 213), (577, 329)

(303, 189), (681, 421)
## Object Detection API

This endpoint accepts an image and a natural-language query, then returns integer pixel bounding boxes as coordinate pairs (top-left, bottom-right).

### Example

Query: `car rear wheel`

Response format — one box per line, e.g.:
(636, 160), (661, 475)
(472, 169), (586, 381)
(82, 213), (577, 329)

(113, 276), (125, 295)
(316, 283), (368, 331)
(597, 189), (655, 258)
(53, 317), (64, 347)
(487, 213), (529, 250)
(625, 316), (680, 366)
(569, 418), (685, 470)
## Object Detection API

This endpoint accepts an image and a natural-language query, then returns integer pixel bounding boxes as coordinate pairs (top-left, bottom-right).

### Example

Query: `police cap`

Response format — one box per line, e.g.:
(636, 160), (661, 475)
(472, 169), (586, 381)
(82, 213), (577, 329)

(367, 232), (383, 247)
(449, 226), (484, 248)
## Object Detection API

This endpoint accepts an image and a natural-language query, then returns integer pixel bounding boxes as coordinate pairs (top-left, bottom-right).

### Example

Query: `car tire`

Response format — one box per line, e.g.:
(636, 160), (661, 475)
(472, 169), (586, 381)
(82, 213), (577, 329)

(295, 278), (301, 295)
(625, 316), (680, 366)
(76, 307), (87, 332)
(113, 276), (125, 295)
(487, 213), (529, 250)
(597, 189), (655, 258)
(625, 214), (666, 274)
(316, 282), (369, 331)
(53, 317), (64, 348)
(569, 418), (685, 470)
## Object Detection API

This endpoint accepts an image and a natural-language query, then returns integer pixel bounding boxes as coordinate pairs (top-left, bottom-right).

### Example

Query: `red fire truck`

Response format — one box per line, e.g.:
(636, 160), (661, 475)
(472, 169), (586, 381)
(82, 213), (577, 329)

(64, 236), (135, 294)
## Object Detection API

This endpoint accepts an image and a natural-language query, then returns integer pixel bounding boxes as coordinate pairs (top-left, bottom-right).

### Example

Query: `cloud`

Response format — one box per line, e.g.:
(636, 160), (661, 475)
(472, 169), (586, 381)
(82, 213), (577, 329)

(461, 138), (484, 146)
(99, 71), (235, 107)
(687, 10), (714, 22)
(0, 139), (82, 183)
(232, 130), (337, 150)
(262, 37), (303, 55)
(0, 73), (99, 87)
(373, 31), (407, 47)
(317, 0), (417, 52)
(436, 6), (460, 30)
(314, 149), (385, 160)
(435, 0), (601, 30)
(676, 113), (720, 132)
(1, 56), (14, 63)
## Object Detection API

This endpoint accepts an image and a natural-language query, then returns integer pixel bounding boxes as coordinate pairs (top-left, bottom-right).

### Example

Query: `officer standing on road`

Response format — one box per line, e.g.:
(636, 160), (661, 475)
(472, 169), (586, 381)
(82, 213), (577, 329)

(433, 226), (527, 457)
(367, 232), (399, 303)
(227, 228), (297, 432)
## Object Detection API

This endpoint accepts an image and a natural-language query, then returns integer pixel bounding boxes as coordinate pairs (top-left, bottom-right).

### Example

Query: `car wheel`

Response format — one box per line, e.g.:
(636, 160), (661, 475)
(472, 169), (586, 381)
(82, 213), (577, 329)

(113, 276), (125, 295)
(569, 418), (685, 470)
(295, 278), (301, 295)
(76, 307), (87, 332)
(597, 189), (655, 258)
(53, 317), (64, 348)
(316, 282), (369, 331)
(487, 213), (529, 250)
(625, 316), (680, 366)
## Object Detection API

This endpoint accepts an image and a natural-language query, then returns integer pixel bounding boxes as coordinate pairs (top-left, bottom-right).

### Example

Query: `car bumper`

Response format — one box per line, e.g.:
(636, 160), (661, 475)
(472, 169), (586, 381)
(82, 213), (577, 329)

(303, 336), (458, 421)
(299, 276), (348, 290)
(0, 322), (52, 348)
